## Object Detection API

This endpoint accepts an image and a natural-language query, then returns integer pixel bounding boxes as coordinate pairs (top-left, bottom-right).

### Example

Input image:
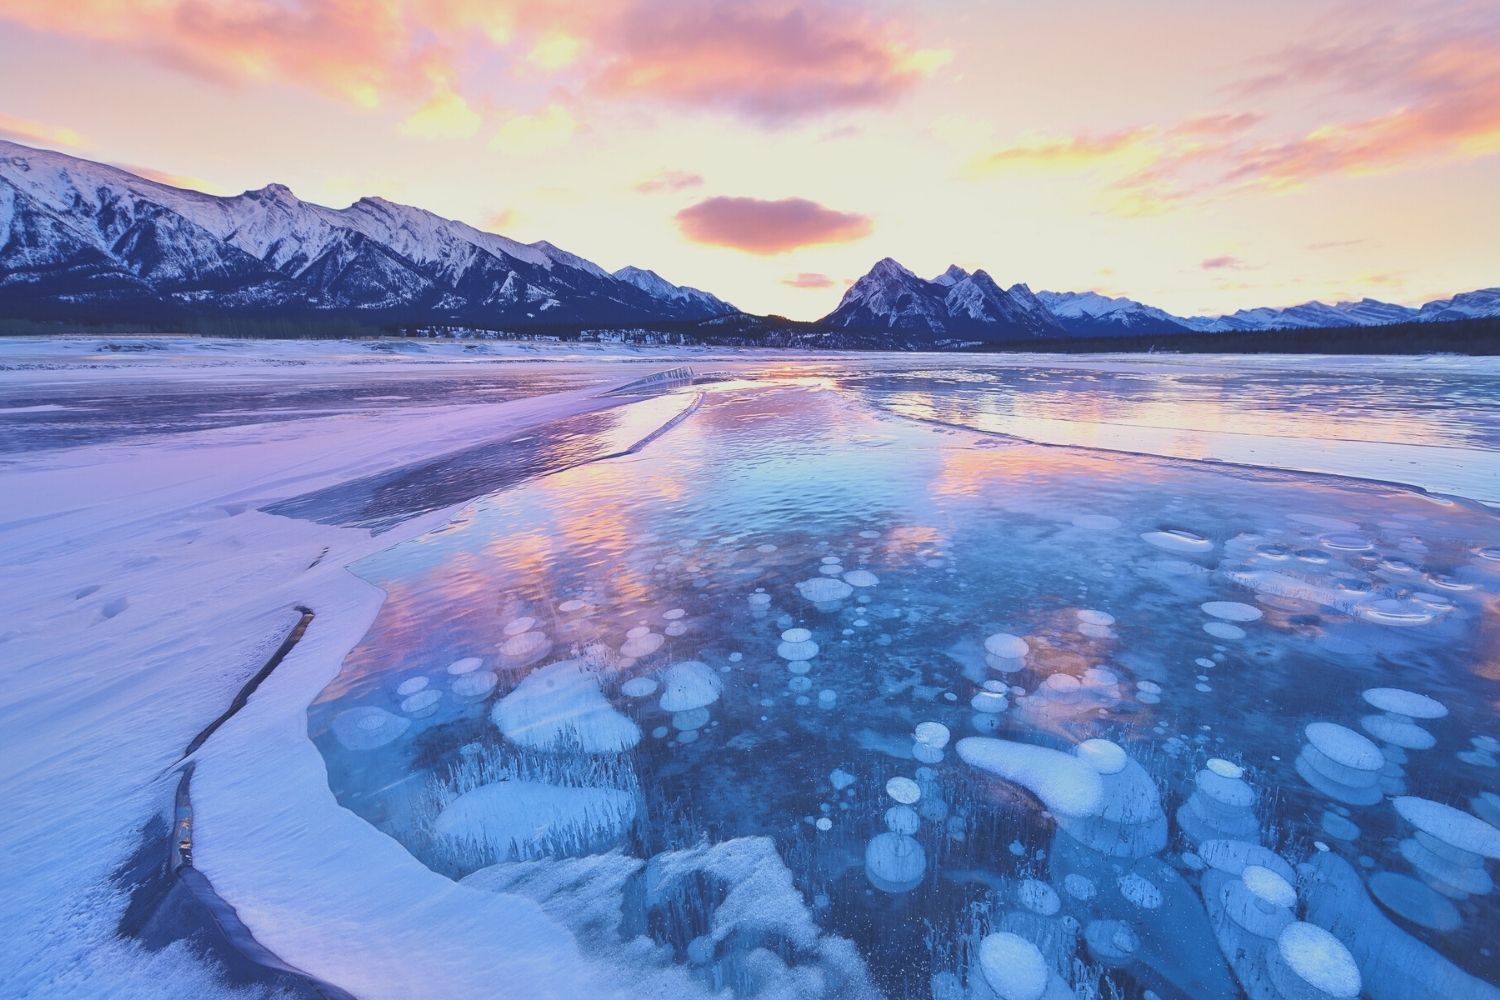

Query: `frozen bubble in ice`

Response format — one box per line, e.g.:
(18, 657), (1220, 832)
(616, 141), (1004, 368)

(396, 676), (429, 697)
(1077, 608), (1116, 627)
(1117, 872), (1162, 909)
(830, 768), (856, 791)
(1017, 879), (1061, 916)
(1322, 532), (1373, 552)
(1360, 714), (1435, 750)
(451, 670), (498, 701)
(620, 677), (658, 698)
(1367, 871), (1462, 932)
(797, 577), (854, 603)
(1137, 680), (1162, 695)
(886, 777), (921, 804)
(819, 564), (843, 576)
(503, 616), (537, 637)
(664, 622), (687, 637)
(1273, 922), (1361, 999)
(499, 629), (553, 666)
(1084, 920), (1139, 966)
(885, 805), (920, 834)
(1306, 723), (1383, 772)
(1361, 688), (1448, 720)
(1142, 528), (1212, 553)
(914, 721), (951, 749)
(659, 661), (722, 712)
(1203, 621), (1245, 640)
(447, 656), (483, 675)
(865, 832), (926, 892)
(816, 817), (833, 831)
(619, 629), (664, 659)
(492, 659), (640, 753)
(1321, 811), (1360, 841)
(400, 689), (441, 717)
(977, 932), (1049, 1000)
(1206, 758), (1243, 779)
(558, 598), (587, 613)
(662, 608), (686, 620)
(1072, 514), (1121, 530)
(1201, 601), (1262, 622)
(1200, 840), (1296, 882)
(332, 706), (410, 751)
(672, 707), (710, 731)
(956, 737), (1104, 817)
(1355, 598), (1435, 627)
(789, 676), (813, 693)
(1242, 865), (1297, 908)
(782, 627), (812, 642)
(778, 637), (819, 660)
(971, 687), (1009, 713)
(843, 569), (879, 587)
(984, 632), (1030, 658)
(1393, 797), (1500, 858)
(1064, 873), (1097, 900)
(1039, 674), (1082, 699)
(1076, 738), (1127, 775)
(787, 661), (811, 675)
(747, 592), (772, 610)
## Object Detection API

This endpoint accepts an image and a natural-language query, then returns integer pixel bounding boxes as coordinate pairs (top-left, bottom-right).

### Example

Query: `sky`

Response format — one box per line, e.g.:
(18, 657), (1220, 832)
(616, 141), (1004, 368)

(0, 0), (1497, 320)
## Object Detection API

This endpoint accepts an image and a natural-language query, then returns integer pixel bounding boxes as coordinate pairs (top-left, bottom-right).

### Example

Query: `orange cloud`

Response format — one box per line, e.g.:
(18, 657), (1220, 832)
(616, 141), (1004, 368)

(0, 112), (84, 149)
(676, 196), (872, 254)
(975, 128), (1153, 171)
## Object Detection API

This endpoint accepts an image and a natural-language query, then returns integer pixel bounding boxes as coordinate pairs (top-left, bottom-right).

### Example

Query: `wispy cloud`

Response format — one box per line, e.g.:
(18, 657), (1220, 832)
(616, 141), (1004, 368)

(1307, 238), (1367, 250)
(676, 196), (872, 254)
(1201, 255), (1249, 271)
(634, 170), (704, 194)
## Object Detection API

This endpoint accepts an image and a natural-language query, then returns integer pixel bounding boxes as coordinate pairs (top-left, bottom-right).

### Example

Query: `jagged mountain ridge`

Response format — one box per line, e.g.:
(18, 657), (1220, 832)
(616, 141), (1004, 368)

(0, 139), (734, 324)
(823, 258), (1062, 339)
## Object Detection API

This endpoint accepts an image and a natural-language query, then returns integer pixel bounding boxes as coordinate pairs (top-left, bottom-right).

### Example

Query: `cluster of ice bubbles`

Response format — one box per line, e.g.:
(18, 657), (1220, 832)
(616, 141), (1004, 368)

(316, 508), (1500, 999)
(902, 599), (1500, 1000)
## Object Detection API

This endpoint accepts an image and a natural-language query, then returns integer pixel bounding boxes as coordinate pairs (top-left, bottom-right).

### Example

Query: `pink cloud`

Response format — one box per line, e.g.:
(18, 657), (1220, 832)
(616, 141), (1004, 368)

(676, 196), (872, 254)
(1201, 255), (1248, 270)
(782, 272), (837, 288)
(0, 1), (943, 130)
(634, 170), (704, 194)
(587, 2), (946, 124)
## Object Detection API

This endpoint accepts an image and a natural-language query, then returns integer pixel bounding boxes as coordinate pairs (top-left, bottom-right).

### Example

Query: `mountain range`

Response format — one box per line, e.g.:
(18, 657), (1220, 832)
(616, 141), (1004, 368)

(1, 140), (1495, 340)
(0, 139), (733, 326)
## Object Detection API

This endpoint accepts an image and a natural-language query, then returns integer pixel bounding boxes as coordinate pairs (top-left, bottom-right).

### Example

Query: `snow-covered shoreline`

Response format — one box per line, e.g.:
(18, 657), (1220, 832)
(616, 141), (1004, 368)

(0, 358), (685, 998)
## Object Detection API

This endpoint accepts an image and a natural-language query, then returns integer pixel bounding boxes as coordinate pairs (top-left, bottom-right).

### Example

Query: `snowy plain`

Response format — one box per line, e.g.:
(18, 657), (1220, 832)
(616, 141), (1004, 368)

(2, 336), (1499, 1000)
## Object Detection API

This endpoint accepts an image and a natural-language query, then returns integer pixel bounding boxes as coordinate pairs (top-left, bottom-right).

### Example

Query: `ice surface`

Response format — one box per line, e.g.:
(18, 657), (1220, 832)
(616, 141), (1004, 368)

(6, 341), (1500, 999)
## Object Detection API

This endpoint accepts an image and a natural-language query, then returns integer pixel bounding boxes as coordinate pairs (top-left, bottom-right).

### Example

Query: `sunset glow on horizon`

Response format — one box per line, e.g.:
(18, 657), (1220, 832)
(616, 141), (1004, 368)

(1, 0), (1496, 319)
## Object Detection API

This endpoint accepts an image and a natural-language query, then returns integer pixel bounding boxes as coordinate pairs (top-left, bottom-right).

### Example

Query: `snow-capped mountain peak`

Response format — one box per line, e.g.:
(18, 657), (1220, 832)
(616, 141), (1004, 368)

(0, 139), (734, 325)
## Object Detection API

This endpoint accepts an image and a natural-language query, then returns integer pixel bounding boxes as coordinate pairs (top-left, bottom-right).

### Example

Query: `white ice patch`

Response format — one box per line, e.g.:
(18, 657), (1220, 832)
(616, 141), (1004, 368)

(955, 737), (1104, 817)
(492, 659), (641, 752)
(434, 780), (636, 861)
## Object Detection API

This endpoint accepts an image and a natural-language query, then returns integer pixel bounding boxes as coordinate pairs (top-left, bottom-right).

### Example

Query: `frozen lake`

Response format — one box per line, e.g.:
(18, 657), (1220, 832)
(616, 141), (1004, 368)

(3, 338), (1499, 1000)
